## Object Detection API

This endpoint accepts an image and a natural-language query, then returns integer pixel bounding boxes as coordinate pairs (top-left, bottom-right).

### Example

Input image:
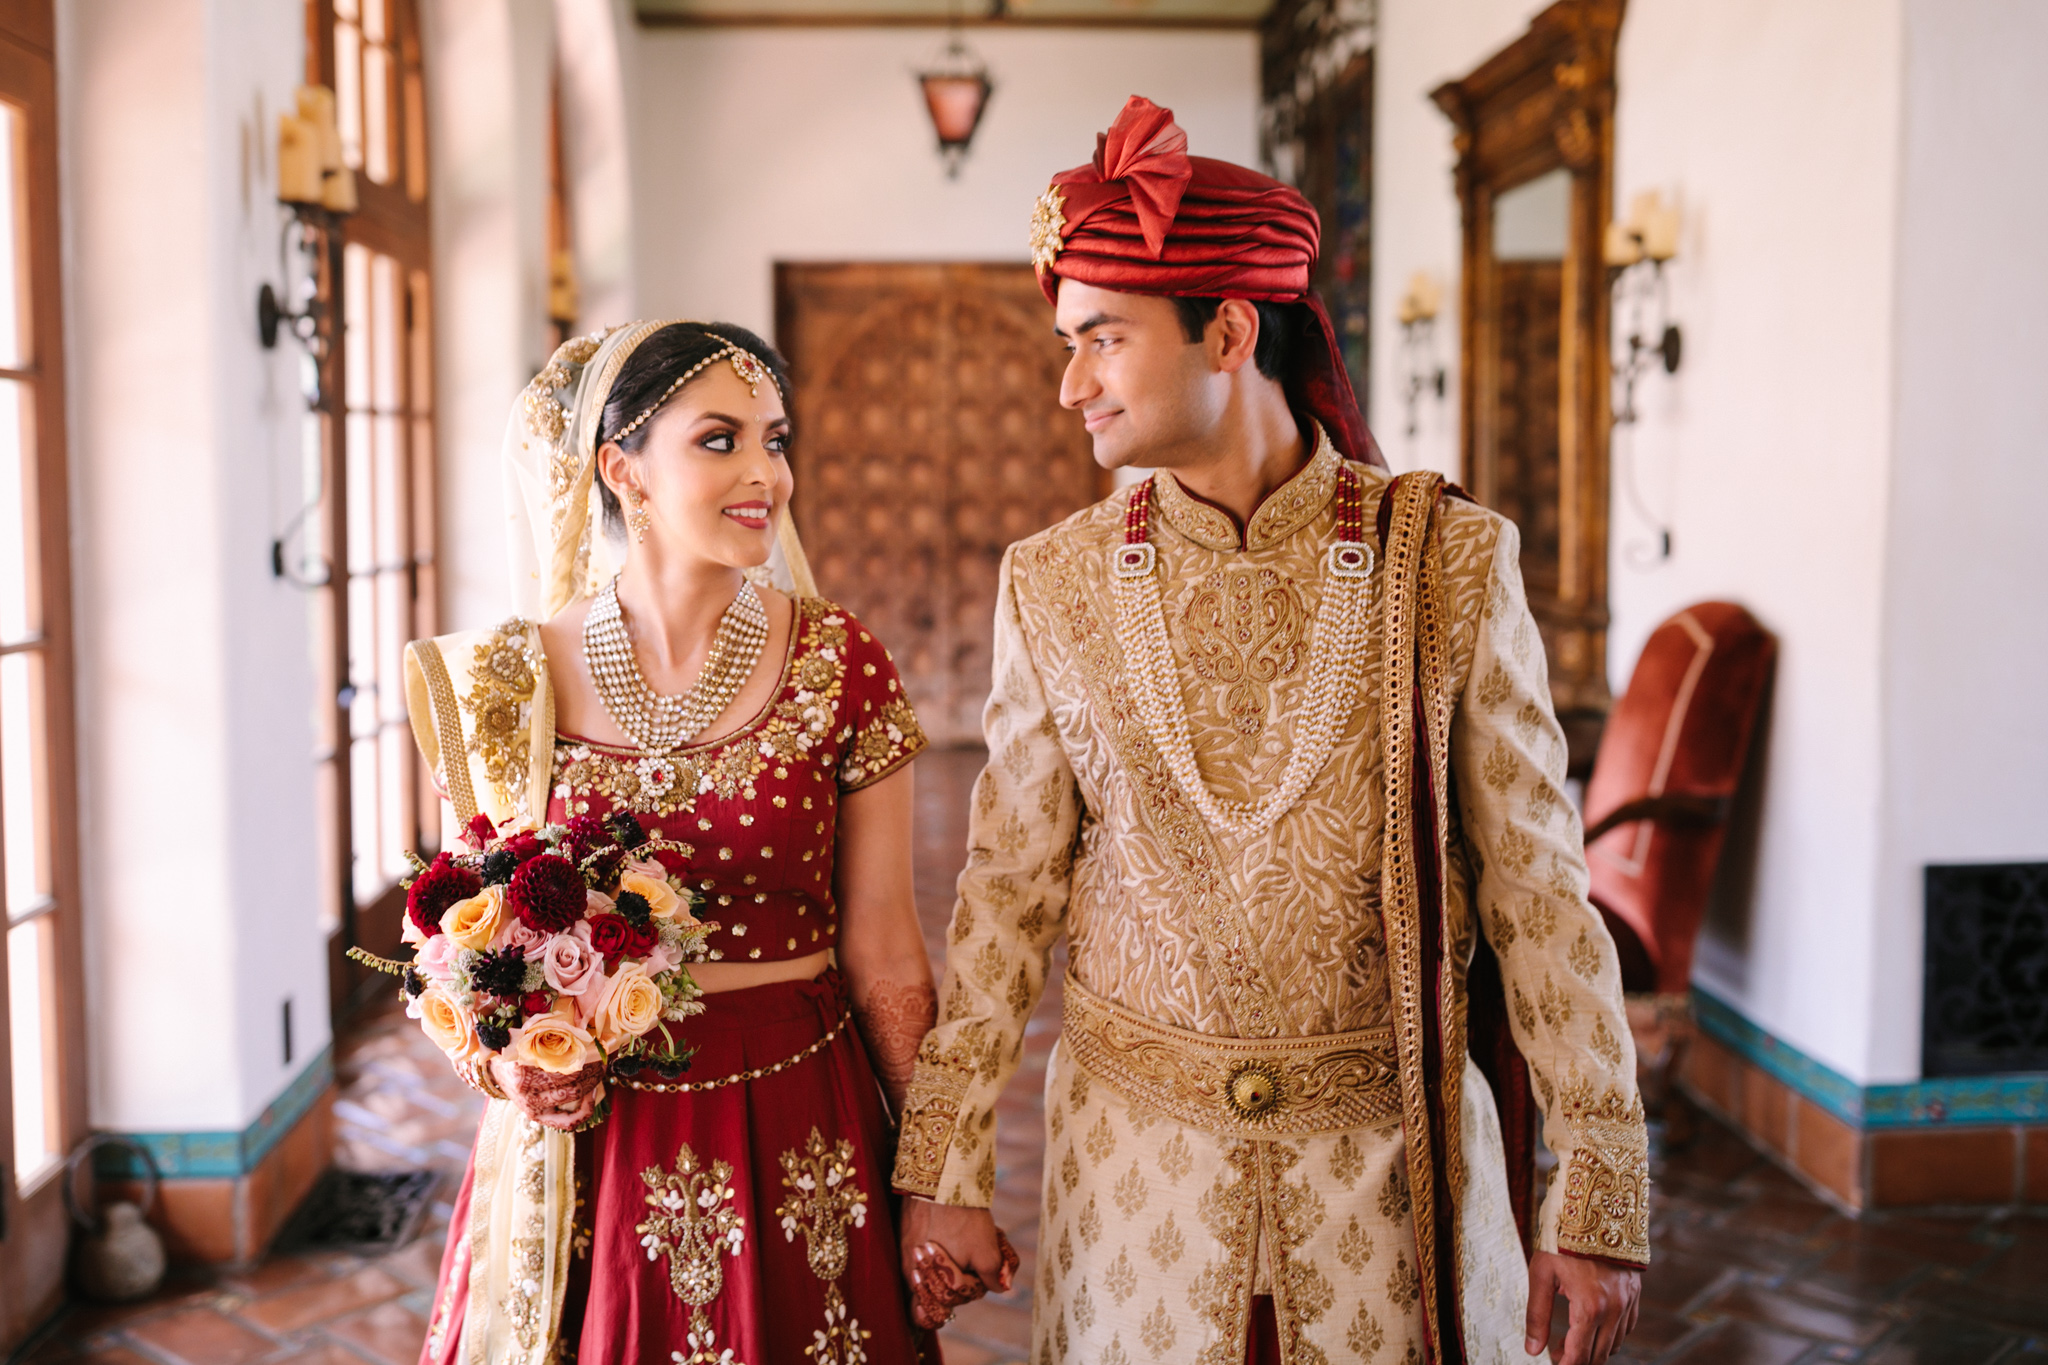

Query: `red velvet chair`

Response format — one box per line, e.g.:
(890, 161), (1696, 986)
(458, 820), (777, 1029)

(1584, 602), (1776, 998)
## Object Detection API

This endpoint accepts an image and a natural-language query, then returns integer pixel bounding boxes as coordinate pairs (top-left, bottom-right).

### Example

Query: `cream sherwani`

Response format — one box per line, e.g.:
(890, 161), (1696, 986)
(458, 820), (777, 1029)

(893, 441), (1650, 1365)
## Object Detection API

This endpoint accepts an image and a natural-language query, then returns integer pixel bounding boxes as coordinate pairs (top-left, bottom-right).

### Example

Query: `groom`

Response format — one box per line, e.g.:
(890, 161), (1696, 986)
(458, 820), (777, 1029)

(896, 97), (1648, 1365)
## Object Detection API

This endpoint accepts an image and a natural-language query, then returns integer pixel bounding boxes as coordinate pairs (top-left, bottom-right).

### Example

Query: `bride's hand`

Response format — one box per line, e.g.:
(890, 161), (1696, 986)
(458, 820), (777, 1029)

(488, 1056), (605, 1131)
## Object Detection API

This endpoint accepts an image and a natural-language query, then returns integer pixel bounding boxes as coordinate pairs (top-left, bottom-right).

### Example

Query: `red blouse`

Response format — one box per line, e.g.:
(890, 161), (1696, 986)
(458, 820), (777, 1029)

(547, 597), (926, 963)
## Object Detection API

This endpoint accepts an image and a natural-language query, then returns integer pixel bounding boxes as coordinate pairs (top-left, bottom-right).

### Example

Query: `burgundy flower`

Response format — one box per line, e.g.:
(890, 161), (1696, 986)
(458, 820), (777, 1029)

(520, 991), (552, 1018)
(406, 853), (482, 939)
(502, 832), (546, 865)
(463, 813), (498, 850)
(564, 814), (610, 862)
(507, 854), (585, 933)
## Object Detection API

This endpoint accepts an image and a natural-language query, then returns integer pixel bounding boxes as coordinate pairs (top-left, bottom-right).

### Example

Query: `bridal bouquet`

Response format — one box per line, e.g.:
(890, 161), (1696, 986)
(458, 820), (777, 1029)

(352, 811), (713, 1090)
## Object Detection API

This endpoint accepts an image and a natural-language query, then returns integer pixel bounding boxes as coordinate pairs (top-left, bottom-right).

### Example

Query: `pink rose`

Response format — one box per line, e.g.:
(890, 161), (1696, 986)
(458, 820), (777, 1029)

(494, 918), (550, 962)
(541, 922), (604, 997)
(415, 934), (459, 987)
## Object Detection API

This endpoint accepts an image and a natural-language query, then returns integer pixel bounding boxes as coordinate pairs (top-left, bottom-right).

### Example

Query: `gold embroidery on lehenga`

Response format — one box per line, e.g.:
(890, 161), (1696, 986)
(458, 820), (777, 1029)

(551, 600), (878, 822)
(637, 1144), (748, 1363)
(775, 1128), (873, 1365)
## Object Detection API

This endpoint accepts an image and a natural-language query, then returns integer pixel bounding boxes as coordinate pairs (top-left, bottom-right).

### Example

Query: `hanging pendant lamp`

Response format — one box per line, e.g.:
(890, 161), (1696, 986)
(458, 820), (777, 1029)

(918, 21), (993, 178)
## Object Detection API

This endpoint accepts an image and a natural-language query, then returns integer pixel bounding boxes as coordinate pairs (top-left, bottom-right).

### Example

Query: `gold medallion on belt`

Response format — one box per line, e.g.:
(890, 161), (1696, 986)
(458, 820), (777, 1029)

(1061, 975), (1402, 1138)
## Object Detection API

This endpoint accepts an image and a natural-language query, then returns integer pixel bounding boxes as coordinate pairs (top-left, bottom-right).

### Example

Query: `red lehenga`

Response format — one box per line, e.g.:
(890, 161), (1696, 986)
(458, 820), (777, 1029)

(418, 598), (937, 1365)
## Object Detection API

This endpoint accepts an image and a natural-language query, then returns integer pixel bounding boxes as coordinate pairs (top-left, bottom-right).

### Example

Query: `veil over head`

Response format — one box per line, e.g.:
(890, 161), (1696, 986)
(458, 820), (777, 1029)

(503, 320), (817, 621)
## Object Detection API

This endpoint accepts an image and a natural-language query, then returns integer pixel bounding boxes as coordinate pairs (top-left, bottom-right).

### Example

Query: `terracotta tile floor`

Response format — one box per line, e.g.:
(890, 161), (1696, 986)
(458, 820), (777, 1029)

(17, 747), (2048, 1365)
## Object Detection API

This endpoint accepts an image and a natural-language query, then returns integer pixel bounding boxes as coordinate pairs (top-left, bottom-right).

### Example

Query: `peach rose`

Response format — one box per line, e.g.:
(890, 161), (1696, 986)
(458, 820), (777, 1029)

(618, 865), (687, 923)
(589, 963), (665, 1051)
(511, 1007), (599, 1074)
(413, 987), (480, 1061)
(441, 885), (508, 952)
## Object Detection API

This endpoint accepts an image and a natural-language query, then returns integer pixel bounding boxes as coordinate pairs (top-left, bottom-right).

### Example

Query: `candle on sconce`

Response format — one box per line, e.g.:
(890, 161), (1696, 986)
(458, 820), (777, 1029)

(1625, 190), (1680, 263)
(1604, 220), (1644, 267)
(276, 113), (322, 204)
(296, 86), (342, 172)
(1399, 270), (1441, 326)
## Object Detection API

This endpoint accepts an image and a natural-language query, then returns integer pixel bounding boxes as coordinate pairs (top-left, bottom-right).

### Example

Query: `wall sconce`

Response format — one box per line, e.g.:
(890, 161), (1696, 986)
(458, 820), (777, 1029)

(1607, 189), (1682, 425)
(258, 86), (355, 360)
(917, 18), (993, 179)
(1608, 189), (1683, 563)
(1397, 270), (1447, 438)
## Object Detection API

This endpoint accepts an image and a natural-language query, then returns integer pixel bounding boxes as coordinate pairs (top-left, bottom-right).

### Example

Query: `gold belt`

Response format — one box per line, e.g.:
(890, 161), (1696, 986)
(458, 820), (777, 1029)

(1061, 975), (1402, 1138)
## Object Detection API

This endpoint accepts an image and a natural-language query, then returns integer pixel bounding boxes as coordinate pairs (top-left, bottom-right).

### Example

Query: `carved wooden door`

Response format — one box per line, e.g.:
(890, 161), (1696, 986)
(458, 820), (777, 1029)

(776, 263), (1104, 745)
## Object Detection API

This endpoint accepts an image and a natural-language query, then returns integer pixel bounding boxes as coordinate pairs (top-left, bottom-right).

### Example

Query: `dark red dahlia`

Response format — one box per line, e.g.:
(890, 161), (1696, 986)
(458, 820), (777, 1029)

(508, 853), (586, 933)
(564, 814), (609, 862)
(406, 852), (482, 939)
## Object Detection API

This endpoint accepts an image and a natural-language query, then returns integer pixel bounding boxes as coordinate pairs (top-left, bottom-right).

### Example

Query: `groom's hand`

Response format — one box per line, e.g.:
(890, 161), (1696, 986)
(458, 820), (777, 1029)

(1525, 1251), (1640, 1364)
(900, 1198), (1011, 1326)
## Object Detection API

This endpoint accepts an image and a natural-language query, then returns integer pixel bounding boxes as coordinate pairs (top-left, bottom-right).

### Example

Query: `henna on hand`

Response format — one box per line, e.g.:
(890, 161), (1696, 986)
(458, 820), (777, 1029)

(491, 1057), (605, 1130)
(909, 1231), (1020, 1329)
(852, 977), (936, 1115)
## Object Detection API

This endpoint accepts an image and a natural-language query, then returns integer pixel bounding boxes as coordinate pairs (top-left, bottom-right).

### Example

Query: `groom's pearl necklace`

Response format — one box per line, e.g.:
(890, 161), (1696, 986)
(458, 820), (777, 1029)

(1111, 462), (1374, 841)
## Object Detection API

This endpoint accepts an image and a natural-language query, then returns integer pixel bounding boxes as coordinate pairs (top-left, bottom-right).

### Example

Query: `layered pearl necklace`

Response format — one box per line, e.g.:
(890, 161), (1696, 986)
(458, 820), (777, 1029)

(1111, 464), (1375, 842)
(583, 575), (771, 754)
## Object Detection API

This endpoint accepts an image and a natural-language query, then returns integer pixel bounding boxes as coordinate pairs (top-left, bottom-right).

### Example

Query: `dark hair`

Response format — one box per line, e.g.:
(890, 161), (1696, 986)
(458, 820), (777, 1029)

(1169, 296), (1307, 382)
(593, 321), (793, 535)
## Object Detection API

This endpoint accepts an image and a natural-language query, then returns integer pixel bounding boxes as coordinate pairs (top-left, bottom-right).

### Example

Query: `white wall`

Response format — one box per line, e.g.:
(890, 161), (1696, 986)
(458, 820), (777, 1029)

(1876, 0), (2048, 1079)
(1372, 0), (1908, 1082)
(631, 27), (1259, 334)
(424, 0), (560, 632)
(61, 0), (330, 1131)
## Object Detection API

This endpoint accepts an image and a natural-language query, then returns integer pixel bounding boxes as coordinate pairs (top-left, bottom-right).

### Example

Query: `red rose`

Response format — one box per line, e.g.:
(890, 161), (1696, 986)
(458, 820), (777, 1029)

(520, 991), (552, 1017)
(651, 846), (690, 878)
(507, 854), (585, 933)
(624, 919), (659, 958)
(405, 853), (482, 939)
(463, 813), (498, 850)
(587, 914), (636, 960)
(502, 832), (546, 865)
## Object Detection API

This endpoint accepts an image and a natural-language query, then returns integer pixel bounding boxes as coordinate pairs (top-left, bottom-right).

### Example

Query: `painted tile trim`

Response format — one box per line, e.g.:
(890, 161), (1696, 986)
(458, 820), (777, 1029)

(1693, 990), (2048, 1129)
(93, 1047), (334, 1180)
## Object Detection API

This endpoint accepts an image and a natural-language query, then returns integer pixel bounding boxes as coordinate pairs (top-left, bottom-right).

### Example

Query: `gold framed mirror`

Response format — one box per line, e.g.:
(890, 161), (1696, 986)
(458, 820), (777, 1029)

(1433, 0), (1623, 772)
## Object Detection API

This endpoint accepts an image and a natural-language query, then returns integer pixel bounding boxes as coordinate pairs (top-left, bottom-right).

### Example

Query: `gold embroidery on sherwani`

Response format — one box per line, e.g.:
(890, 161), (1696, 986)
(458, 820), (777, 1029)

(638, 1144), (748, 1363)
(1183, 566), (1309, 743)
(1188, 1144), (1258, 1365)
(1554, 1072), (1651, 1261)
(776, 1128), (874, 1365)
(895, 447), (1653, 1363)
(1063, 977), (1401, 1137)
(1021, 532), (1292, 1038)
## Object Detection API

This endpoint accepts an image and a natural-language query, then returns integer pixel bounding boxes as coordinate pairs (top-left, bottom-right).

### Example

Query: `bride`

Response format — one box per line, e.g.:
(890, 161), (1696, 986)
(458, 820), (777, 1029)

(403, 321), (941, 1364)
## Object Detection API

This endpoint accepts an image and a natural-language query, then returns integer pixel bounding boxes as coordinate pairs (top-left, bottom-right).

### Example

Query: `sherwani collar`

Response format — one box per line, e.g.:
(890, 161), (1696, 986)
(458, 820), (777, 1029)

(1152, 428), (1342, 553)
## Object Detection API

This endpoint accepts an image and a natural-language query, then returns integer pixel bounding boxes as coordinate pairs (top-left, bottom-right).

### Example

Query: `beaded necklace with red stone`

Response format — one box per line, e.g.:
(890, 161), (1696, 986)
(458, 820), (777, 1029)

(1111, 462), (1375, 841)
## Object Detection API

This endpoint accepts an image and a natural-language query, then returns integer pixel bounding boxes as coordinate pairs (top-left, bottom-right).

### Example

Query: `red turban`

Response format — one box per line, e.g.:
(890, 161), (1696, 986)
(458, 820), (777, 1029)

(1031, 95), (1383, 468)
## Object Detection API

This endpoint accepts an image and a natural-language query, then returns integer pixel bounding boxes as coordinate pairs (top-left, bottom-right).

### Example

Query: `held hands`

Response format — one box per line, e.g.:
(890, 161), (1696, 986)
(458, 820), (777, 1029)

(1526, 1251), (1641, 1365)
(489, 1055), (606, 1131)
(899, 1199), (1020, 1330)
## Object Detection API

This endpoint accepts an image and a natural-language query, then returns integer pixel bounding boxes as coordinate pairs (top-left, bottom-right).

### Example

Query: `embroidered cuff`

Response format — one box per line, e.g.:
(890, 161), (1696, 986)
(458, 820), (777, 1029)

(1552, 1077), (1652, 1266)
(891, 1059), (971, 1199)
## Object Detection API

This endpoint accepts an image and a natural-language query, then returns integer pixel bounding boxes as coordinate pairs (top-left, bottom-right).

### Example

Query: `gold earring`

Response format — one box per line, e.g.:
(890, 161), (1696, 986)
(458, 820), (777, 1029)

(626, 490), (652, 544)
